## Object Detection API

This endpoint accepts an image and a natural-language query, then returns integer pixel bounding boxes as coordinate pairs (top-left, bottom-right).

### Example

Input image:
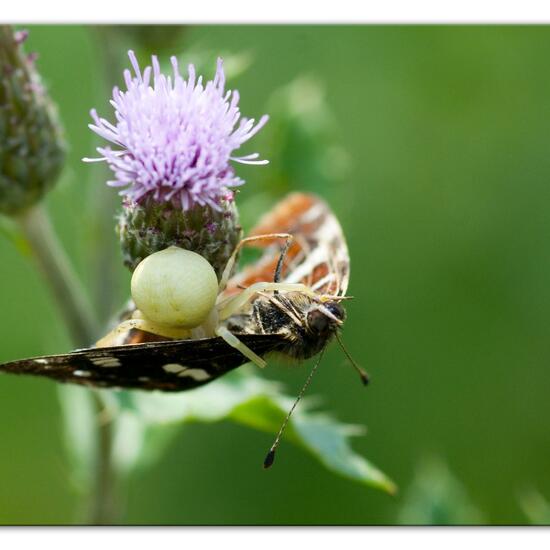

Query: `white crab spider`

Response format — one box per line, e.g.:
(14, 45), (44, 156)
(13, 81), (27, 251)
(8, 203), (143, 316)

(96, 234), (323, 369)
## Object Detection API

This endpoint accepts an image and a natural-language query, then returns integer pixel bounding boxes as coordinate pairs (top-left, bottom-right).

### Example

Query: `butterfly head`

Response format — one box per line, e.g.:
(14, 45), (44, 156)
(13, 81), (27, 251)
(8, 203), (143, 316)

(306, 300), (346, 336)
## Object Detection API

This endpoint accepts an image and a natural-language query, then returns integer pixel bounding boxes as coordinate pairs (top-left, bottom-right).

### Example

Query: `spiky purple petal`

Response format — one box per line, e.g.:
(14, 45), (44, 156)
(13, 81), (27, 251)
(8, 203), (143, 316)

(85, 51), (268, 210)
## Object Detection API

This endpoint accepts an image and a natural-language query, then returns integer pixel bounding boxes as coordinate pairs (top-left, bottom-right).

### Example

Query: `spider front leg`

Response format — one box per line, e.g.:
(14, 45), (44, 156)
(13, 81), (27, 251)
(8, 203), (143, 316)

(218, 233), (294, 293)
(218, 281), (317, 321)
(216, 233), (315, 320)
(215, 325), (267, 369)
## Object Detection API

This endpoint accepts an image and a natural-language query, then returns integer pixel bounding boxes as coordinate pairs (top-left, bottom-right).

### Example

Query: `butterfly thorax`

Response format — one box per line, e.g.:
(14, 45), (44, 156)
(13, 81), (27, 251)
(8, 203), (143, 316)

(226, 291), (346, 360)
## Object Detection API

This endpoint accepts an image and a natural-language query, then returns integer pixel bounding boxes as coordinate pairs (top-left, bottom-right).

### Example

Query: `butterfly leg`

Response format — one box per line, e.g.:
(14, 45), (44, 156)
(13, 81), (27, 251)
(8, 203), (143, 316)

(218, 233), (294, 293)
(215, 325), (267, 369)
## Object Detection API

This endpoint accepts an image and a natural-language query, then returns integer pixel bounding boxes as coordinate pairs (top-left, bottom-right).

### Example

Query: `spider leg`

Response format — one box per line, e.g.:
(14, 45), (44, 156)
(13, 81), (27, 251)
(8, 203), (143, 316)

(215, 325), (267, 369)
(218, 233), (294, 293)
(217, 282), (316, 321)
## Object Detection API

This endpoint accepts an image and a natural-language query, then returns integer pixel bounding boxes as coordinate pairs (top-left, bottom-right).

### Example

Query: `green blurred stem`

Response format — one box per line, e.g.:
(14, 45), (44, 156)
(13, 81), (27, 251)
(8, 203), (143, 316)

(15, 204), (117, 524)
(15, 204), (98, 347)
(89, 393), (118, 524)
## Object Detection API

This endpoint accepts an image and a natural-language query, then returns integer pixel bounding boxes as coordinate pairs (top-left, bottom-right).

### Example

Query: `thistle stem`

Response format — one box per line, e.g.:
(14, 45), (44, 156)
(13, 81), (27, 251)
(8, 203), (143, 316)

(89, 393), (118, 525)
(15, 203), (98, 347)
(15, 203), (117, 524)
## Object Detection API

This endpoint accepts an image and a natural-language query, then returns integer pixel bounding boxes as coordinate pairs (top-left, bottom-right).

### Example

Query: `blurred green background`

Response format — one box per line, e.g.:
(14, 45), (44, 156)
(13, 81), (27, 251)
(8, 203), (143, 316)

(1, 25), (550, 525)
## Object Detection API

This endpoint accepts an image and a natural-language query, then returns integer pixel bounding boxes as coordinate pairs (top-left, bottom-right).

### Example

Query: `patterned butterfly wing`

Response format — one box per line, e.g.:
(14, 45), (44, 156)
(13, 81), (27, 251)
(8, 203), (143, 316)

(0, 335), (282, 391)
(224, 192), (350, 298)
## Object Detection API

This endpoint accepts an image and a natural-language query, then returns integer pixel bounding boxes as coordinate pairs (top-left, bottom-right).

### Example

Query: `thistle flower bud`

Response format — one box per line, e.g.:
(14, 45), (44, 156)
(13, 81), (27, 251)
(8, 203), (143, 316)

(0, 26), (65, 216)
(117, 194), (241, 276)
(85, 51), (267, 276)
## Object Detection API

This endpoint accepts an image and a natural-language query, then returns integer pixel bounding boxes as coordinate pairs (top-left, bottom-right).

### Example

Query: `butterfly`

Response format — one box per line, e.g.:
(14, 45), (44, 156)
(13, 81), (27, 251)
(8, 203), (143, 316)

(0, 193), (358, 393)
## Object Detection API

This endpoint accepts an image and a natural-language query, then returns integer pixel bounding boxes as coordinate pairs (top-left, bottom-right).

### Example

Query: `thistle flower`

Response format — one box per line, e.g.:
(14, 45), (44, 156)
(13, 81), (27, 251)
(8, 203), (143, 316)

(0, 26), (65, 216)
(85, 51), (268, 274)
(86, 51), (267, 210)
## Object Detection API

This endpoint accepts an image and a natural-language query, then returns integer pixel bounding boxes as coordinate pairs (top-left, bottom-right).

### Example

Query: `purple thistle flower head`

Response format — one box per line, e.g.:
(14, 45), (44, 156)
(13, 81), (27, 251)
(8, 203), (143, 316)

(84, 51), (268, 211)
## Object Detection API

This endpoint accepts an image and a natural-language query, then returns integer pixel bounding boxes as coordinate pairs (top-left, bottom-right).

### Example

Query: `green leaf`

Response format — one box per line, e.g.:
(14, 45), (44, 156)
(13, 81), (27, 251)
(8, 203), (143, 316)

(230, 395), (396, 493)
(108, 368), (395, 494)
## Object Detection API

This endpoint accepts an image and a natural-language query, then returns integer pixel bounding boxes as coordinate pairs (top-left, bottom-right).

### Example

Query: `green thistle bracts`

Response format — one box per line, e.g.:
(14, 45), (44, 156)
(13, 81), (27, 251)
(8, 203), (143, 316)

(0, 26), (65, 216)
(117, 197), (242, 278)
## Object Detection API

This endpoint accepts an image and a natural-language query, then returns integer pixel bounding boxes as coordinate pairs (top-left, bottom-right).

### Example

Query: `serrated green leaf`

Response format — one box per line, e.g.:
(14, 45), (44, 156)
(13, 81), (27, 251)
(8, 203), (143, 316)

(291, 414), (395, 493)
(229, 394), (395, 494)
(108, 368), (395, 494)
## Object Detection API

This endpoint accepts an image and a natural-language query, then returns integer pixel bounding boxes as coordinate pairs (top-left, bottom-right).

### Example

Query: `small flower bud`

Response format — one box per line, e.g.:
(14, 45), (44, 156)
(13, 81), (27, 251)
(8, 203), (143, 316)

(131, 246), (218, 329)
(0, 26), (65, 216)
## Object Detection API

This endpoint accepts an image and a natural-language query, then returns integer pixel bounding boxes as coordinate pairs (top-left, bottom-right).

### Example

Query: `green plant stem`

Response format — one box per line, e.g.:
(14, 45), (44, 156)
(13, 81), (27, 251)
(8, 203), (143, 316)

(15, 203), (117, 525)
(89, 393), (118, 524)
(16, 203), (97, 348)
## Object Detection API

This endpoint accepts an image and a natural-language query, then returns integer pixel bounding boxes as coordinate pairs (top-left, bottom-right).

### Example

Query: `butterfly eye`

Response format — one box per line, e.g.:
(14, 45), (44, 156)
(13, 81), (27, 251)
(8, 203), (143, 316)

(131, 246), (218, 329)
(307, 309), (330, 333)
(307, 301), (346, 334)
(325, 302), (345, 321)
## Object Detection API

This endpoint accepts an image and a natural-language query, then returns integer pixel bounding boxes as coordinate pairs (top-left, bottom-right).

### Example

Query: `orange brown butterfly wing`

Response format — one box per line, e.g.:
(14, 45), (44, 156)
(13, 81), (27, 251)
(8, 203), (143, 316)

(223, 192), (350, 298)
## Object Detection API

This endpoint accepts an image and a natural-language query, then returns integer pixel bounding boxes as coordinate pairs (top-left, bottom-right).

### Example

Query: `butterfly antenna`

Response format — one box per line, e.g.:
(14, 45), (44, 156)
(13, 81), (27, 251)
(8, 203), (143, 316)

(335, 331), (369, 386)
(263, 347), (326, 469)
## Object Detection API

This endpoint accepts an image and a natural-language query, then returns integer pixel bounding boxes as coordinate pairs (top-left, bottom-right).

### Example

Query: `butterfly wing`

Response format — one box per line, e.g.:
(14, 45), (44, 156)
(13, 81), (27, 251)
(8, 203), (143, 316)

(224, 192), (350, 298)
(0, 335), (282, 392)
